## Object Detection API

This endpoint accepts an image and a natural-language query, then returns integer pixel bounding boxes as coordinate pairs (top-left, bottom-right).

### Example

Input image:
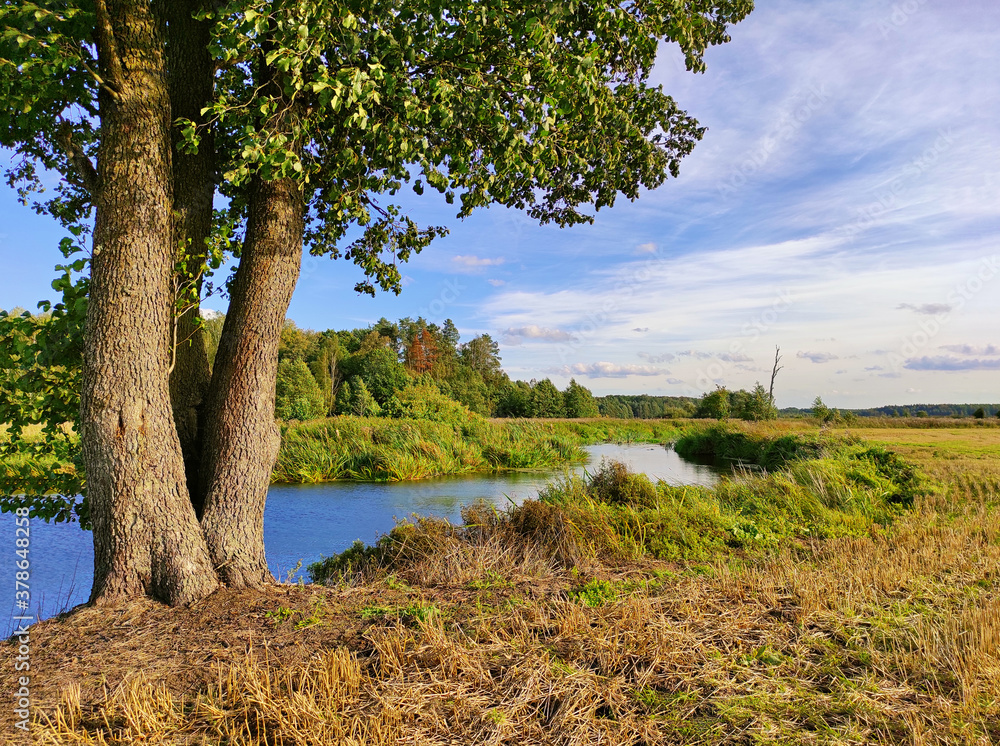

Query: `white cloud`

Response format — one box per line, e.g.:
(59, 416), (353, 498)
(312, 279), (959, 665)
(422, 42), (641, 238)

(452, 255), (505, 273)
(501, 325), (575, 343)
(718, 352), (753, 363)
(487, 279), (506, 287)
(634, 242), (658, 255)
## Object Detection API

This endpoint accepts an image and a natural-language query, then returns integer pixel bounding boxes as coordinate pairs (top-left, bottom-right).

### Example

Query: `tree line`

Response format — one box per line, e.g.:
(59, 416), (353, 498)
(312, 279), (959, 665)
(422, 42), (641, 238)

(208, 314), (606, 421)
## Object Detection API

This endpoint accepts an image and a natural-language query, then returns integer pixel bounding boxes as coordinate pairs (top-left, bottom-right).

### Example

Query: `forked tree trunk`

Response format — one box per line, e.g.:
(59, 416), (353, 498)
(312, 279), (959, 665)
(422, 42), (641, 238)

(82, 0), (219, 605)
(165, 0), (216, 514)
(198, 173), (304, 588)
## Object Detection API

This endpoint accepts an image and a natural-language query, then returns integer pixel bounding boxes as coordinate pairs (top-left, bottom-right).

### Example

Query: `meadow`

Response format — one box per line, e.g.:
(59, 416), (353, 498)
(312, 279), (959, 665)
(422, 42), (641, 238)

(7, 419), (998, 744)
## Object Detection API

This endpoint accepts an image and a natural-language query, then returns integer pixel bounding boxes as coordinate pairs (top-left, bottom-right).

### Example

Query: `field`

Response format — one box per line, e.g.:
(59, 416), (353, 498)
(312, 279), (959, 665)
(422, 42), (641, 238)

(3, 421), (999, 744)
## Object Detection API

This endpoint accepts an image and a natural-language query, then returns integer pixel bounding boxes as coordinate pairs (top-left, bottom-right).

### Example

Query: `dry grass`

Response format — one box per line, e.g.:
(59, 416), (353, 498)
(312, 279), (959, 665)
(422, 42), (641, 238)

(5, 425), (999, 744)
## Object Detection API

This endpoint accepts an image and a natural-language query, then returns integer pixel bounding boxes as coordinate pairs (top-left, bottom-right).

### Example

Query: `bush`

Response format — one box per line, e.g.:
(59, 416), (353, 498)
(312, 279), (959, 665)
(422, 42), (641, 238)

(391, 382), (478, 425)
(674, 424), (827, 471)
(275, 359), (325, 420)
(695, 387), (729, 420)
(587, 460), (658, 508)
(335, 377), (381, 417)
(851, 446), (919, 505)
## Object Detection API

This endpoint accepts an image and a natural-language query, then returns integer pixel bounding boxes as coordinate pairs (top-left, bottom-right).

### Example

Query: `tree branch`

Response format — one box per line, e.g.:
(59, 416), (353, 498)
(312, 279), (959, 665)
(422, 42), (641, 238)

(55, 120), (100, 196)
(93, 0), (125, 93)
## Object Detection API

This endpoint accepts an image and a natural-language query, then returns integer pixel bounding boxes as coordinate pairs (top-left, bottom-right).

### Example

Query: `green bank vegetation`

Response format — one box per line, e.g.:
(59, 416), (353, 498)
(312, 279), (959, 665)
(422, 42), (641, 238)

(3, 414), (686, 503)
(274, 417), (586, 483)
(275, 416), (688, 483)
(310, 423), (919, 582)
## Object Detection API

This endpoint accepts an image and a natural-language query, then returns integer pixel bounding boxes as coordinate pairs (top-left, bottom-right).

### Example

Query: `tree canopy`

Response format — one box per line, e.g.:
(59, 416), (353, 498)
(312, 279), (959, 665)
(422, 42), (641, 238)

(0, 0), (754, 605)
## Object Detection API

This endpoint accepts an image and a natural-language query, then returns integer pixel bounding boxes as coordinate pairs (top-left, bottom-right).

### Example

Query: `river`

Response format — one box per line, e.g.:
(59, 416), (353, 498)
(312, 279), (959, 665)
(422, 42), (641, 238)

(3, 443), (720, 635)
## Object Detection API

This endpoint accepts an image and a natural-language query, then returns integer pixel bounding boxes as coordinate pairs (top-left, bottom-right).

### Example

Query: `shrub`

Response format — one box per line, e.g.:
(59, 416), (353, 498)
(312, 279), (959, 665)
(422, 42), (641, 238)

(695, 387), (730, 420)
(336, 377), (381, 417)
(275, 359), (325, 420)
(391, 382), (478, 425)
(851, 446), (919, 505)
(587, 460), (658, 508)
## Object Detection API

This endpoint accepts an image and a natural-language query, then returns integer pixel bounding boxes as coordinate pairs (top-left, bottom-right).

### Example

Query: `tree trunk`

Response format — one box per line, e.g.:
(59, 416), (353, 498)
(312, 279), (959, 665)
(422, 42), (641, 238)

(198, 173), (304, 588)
(82, 0), (219, 605)
(165, 0), (216, 514)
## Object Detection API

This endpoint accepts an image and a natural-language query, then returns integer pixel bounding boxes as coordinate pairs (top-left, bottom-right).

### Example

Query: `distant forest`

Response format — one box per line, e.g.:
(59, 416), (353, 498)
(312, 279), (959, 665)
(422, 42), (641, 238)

(200, 314), (608, 421)
(198, 313), (997, 422)
(596, 395), (699, 419)
(779, 404), (1000, 419)
(6, 307), (994, 423)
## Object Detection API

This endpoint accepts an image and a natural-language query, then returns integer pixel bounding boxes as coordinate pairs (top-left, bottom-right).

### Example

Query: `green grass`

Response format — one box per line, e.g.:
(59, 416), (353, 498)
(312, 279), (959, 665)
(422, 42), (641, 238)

(673, 421), (833, 470)
(273, 416), (594, 482)
(274, 415), (693, 483)
(4, 414), (690, 493)
(310, 423), (920, 582)
(33, 421), (1000, 744)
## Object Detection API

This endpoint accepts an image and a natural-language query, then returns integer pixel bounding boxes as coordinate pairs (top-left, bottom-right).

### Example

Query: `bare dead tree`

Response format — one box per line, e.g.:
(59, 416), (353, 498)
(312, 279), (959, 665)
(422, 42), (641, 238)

(769, 346), (783, 404)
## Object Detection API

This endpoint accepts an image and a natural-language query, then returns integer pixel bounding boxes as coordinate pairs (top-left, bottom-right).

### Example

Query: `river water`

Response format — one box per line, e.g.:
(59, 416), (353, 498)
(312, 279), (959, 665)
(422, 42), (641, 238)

(2, 443), (719, 635)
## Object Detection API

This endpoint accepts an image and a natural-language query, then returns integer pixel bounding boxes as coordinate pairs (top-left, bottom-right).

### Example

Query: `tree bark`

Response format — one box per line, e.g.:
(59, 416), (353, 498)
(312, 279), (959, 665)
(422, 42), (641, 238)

(198, 173), (304, 588)
(82, 0), (219, 605)
(165, 0), (216, 514)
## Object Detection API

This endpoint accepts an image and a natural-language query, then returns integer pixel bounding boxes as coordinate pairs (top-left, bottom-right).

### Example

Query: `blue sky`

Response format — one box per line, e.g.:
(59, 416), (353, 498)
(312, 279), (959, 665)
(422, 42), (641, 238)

(3, 0), (999, 408)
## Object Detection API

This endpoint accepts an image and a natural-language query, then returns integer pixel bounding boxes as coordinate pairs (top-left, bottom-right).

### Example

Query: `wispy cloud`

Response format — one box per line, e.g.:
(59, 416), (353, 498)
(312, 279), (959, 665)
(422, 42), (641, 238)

(501, 325), (574, 343)
(638, 352), (676, 363)
(547, 362), (668, 378)
(487, 279), (506, 287)
(634, 242), (658, 255)
(897, 302), (952, 315)
(904, 356), (1000, 371)
(452, 255), (505, 273)
(938, 344), (1000, 356)
(797, 351), (839, 364)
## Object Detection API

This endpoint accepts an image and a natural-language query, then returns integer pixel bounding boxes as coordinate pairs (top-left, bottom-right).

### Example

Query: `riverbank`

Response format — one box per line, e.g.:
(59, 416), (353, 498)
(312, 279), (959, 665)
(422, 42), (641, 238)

(273, 416), (686, 482)
(2, 417), (688, 491)
(8, 415), (995, 490)
(6, 422), (998, 743)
